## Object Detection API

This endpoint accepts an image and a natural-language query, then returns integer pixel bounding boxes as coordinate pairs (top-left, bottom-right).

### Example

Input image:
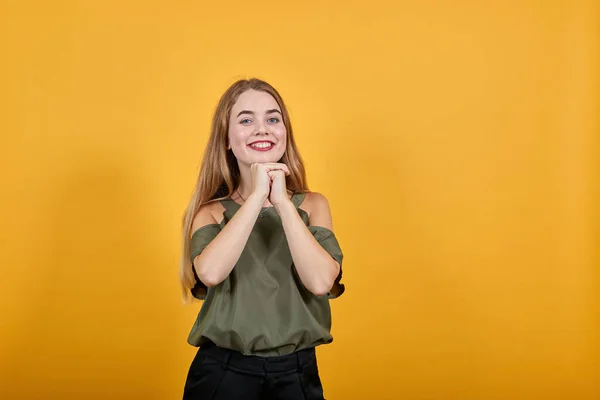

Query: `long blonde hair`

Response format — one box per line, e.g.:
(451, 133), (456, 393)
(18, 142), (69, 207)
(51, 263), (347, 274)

(180, 78), (309, 302)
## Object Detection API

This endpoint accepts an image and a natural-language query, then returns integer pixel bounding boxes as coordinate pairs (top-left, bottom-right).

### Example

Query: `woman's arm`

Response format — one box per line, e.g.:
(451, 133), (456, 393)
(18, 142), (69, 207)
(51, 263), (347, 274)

(191, 193), (265, 287)
(275, 192), (341, 296)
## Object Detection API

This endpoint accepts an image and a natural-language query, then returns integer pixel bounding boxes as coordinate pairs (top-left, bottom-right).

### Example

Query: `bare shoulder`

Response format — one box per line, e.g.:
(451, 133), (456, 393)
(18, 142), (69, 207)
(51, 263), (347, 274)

(301, 191), (329, 212)
(300, 191), (333, 229)
(191, 200), (226, 235)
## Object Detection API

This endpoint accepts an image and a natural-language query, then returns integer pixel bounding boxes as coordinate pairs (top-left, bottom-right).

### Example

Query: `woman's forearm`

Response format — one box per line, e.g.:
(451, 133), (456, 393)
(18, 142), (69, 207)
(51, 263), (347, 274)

(193, 194), (264, 287)
(275, 200), (340, 296)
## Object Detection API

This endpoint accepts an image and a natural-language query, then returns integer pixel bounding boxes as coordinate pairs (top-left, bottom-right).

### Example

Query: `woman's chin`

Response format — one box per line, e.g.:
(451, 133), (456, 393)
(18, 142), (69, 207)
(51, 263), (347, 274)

(244, 153), (285, 165)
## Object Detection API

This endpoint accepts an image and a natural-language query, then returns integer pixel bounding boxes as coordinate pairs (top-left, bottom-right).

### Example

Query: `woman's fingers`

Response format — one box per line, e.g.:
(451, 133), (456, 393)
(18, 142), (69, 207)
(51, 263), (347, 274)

(257, 163), (290, 175)
(250, 163), (272, 199)
(267, 170), (285, 180)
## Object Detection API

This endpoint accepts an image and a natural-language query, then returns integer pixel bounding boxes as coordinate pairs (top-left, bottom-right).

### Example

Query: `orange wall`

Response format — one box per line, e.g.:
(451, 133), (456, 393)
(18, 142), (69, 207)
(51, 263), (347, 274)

(1, 1), (598, 399)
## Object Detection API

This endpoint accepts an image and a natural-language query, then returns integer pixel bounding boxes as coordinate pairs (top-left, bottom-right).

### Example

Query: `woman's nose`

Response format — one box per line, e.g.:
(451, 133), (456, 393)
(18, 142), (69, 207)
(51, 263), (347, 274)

(254, 120), (269, 135)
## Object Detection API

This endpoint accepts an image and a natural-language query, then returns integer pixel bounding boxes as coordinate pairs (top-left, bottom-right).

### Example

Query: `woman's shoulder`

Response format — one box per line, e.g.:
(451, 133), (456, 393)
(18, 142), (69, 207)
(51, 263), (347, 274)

(297, 191), (331, 218)
(191, 200), (227, 234)
(300, 191), (329, 205)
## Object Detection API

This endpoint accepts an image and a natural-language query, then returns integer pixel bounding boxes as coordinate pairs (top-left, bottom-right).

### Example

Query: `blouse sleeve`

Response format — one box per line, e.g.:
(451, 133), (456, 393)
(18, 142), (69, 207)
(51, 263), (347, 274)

(307, 226), (345, 299)
(189, 224), (221, 300)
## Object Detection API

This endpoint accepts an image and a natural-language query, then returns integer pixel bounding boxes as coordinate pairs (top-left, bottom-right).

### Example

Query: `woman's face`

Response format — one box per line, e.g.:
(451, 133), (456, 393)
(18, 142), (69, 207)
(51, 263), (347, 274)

(228, 89), (287, 167)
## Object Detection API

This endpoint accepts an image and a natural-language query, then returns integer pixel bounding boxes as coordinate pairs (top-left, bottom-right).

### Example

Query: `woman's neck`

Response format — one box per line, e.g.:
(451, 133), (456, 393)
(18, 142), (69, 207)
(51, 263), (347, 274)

(236, 164), (253, 198)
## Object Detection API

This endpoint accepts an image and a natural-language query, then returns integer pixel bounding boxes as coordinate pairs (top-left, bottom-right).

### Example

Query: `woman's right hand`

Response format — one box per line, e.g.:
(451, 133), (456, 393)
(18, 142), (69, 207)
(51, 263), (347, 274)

(250, 163), (290, 201)
(250, 163), (271, 201)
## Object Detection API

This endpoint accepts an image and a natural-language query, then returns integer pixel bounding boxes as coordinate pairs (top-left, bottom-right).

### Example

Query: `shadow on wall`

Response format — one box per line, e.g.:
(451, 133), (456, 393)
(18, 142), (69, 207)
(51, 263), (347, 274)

(5, 148), (177, 399)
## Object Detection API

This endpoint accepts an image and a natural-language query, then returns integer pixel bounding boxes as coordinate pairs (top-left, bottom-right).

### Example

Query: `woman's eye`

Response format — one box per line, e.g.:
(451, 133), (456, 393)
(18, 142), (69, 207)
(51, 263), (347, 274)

(268, 117), (280, 123)
(240, 118), (251, 124)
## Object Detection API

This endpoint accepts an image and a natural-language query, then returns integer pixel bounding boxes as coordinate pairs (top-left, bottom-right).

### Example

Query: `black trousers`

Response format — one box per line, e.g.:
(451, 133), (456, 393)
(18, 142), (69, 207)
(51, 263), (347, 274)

(182, 342), (326, 400)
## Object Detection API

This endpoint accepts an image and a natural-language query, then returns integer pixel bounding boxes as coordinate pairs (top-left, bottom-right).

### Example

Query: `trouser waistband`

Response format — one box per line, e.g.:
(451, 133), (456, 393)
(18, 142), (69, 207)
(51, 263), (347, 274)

(198, 341), (316, 374)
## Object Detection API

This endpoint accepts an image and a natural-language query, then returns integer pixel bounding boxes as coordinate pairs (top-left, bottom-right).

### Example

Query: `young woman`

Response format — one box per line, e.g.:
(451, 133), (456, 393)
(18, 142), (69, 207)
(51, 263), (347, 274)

(180, 78), (345, 400)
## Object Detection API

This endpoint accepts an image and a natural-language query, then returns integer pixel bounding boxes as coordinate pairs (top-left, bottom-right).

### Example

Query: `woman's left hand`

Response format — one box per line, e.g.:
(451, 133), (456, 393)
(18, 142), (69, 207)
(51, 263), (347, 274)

(267, 168), (290, 207)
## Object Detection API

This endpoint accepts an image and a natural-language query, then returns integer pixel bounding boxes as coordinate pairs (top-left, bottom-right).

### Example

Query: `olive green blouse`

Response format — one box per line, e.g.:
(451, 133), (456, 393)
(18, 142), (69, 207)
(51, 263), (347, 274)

(187, 192), (345, 356)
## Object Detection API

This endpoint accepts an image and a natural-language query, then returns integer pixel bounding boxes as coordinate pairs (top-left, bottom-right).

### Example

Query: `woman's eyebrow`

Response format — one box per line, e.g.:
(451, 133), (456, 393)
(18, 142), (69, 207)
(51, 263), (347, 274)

(236, 110), (254, 117)
(236, 109), (282, 118)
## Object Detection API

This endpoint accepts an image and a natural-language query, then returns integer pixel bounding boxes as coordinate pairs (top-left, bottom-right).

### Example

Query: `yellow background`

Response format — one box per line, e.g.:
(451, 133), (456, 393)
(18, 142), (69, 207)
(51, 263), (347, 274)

(1, 1), (598, 399)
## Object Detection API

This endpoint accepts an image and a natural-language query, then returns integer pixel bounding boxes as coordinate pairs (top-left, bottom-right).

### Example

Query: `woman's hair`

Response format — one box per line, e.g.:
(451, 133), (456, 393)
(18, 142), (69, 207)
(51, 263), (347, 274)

(179, 78), (309, 302)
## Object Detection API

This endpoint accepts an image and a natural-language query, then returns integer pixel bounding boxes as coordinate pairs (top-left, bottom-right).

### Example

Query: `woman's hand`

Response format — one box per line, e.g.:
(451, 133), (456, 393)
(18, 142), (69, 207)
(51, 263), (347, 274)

(250, 163), (272, 202)
(250, 163), (290, 204)
(252, 163), (290, 206)
(268, 169), (289, 206)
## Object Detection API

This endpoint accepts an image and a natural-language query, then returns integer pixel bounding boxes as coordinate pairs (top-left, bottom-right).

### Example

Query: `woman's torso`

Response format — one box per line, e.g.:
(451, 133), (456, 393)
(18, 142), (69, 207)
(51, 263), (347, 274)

(187, 192), (339, 356)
